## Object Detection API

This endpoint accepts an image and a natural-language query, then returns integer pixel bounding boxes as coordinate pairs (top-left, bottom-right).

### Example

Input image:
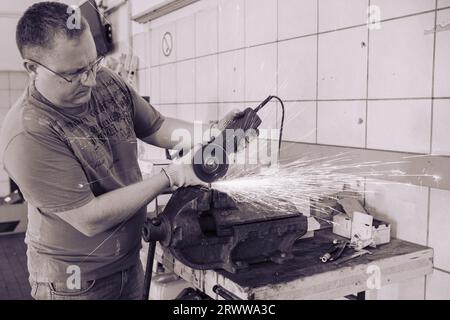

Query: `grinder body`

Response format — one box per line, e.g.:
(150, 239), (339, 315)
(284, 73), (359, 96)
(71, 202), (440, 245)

(193, 107), (262, 183)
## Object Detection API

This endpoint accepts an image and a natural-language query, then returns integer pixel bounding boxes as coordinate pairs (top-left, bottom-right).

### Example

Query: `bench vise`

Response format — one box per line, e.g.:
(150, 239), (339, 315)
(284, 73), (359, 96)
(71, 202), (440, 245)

(142, 187), (308, 273)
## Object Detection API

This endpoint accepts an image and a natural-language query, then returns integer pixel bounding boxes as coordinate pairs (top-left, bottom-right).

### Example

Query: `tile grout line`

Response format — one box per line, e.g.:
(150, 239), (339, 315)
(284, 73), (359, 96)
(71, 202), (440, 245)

(315, 0), (319, 144)
(243, 0), (246, 116)
(155, 96), (446, 106)
(425, 185), (431, 299)
(365, 0), (371, 150)
(434, 267), (450, 275)
(149, 5), (450, 70)
(426, 187), (432, 247)
(424, 0), (439, 299)
(430, 3), (438, 155)
(216, 2), (219, 120)
(194, 9), (197, 118)
(276, 0), (279, 131)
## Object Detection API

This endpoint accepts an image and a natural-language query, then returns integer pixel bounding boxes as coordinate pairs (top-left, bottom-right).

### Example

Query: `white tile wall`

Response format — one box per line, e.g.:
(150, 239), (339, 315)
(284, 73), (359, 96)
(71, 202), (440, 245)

(365, 181), (429, 245)
(131, 0), (449, 302)
(245, 43), (277, 102)
(367, 277), (425, 300)
(318, 27), (368, 99)
(195, 103), (218, 122)
(137, 69), (150, 96)
(0, 107), (9, 127)
(176, 104), (197, 146)
(433, 9), (450, 97)
(426, 270), (450, 299)
(159, 63), (177, 104)
(218, 102), (243, 119)
(133, 32), (150, 70)
(429, 188), (450, 272)
(368, 13), (435, 99)
(138, 144), (166, 162)
(218, 0), (245, 51)
(131, 20), (146, 37)
(282, 101), (316, 143)
(0, 91), (9, 109)
(196, 55), (218, 103)
(176, 60), (196, 103)
(432, 99), (450, 156)
(317, 101), (366, 148)
(371, 0), (436, 20)
(176, 16), (196, 61)
(367, 100), (432, 153)
(278, 0), (317, 40)
(245, 0), (277, 47)
(278, 36), (317, 100)
(256, 101), (278, 132)
(150, 67), (160, 104)
(0, 180), (10, 196)
(9, 90), (24, 105)
(158, 104), (178, 118)
(0, 167), (9, 181)
(438, 0), (450, 8)
(0, 73), (8, 89)
(371, 278), (425, 300)
(196, 7), (218, 56)
(177, 104), (196, 122)
(150, 28), (160, 67)
(218, 50), (245, 102)
(109, 2), (130, 44)
(0, 17), (23, 71)
(9, 72), (28, 90)
(319, 0), (369, 32)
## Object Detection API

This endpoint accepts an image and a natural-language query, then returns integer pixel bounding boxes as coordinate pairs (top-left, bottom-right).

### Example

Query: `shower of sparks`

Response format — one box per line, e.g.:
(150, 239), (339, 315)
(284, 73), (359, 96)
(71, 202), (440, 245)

(211, 152), (439, 222)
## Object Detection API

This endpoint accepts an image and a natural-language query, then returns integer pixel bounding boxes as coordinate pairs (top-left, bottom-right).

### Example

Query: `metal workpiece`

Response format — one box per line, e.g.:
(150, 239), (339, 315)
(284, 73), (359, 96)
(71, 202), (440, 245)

(142, 187), (308, 273)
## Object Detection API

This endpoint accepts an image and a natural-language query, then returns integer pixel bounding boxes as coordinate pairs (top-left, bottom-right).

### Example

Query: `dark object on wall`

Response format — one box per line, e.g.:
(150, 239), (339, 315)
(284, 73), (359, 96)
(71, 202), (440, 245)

(0, 221), (20, 233)
(0, 190), (24, 205)
(143, 187), (308, 273)
(80, 0), (113, 55)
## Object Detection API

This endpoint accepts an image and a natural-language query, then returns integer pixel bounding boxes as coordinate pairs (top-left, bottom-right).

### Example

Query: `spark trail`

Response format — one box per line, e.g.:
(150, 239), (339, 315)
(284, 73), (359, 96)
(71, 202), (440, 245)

(211, 153), (437, 219)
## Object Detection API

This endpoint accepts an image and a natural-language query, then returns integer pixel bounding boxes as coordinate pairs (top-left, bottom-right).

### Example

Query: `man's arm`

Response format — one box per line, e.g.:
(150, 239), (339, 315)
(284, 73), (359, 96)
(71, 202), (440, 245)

(142, 110), (243, 151)
(53, 171), (170, 237)
(141, 117), (210, 151)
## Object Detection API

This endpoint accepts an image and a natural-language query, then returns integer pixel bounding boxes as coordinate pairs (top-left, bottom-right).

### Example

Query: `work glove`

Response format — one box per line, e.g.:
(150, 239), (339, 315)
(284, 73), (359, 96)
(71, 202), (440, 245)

(161, 144), (209, 189)
(208, 109), (246, 141)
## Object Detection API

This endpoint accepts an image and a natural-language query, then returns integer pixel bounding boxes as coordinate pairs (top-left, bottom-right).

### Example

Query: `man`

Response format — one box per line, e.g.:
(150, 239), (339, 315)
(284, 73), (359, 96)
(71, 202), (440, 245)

(0, 2), (238, 300)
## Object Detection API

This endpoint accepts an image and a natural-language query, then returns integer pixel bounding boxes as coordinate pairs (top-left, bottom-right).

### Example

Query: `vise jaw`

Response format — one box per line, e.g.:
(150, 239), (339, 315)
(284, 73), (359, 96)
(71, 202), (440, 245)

(143, 187), (308, 273)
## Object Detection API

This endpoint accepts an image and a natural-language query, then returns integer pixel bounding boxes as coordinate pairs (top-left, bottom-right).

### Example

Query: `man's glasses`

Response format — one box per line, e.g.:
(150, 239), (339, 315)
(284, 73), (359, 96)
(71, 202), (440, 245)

(28, 55), (104, 83)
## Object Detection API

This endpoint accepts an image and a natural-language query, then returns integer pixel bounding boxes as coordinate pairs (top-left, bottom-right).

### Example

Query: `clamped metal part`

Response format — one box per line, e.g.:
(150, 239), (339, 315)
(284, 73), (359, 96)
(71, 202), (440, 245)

(143, 187), (308, 273)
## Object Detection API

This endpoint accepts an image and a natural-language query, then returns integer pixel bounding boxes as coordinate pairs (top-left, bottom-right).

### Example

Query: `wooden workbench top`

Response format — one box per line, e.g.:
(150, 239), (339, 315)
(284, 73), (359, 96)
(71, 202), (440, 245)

(154, 228), (433, 300)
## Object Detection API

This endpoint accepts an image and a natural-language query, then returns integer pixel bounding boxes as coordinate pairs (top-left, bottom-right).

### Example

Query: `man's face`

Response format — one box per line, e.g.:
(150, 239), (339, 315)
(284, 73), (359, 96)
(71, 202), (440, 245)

(32, 28), (98, 108)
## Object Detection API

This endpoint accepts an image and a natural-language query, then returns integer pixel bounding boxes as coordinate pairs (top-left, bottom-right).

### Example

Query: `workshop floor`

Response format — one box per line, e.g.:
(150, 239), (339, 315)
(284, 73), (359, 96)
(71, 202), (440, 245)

(0, 233), (31, 300)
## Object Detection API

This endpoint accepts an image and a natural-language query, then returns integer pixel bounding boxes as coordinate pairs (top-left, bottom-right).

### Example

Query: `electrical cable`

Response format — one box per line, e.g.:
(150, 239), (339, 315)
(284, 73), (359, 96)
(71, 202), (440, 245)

(254, 95), (285, 153)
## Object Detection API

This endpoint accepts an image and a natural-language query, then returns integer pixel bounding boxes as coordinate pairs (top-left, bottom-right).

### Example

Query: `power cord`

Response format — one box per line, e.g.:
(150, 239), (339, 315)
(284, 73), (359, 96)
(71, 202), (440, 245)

(254, 95), (285, 153)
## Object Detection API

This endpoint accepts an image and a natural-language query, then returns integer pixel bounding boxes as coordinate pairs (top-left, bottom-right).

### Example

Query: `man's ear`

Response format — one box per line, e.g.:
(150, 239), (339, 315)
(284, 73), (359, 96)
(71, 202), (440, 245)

(23, 60), (37, 77)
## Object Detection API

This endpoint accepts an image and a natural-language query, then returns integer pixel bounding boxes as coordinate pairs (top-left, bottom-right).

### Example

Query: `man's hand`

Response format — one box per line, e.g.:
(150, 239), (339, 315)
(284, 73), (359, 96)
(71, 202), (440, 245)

(209, 109), (245, 140)
(162, 145), (208, 188)
(218, 109), (245, 131)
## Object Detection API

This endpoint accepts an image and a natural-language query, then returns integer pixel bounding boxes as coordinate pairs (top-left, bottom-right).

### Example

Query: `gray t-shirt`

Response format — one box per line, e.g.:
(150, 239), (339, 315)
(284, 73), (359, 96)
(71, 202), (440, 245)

(0, 67), (164, 282)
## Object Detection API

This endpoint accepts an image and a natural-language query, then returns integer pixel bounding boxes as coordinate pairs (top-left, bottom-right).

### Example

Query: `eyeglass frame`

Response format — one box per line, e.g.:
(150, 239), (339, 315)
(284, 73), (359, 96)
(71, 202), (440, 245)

(27, 55), (105, 83)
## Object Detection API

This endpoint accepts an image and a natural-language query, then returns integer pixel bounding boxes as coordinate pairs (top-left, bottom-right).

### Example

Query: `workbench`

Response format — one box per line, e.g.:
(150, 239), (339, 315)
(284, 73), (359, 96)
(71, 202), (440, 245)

(153, 228), (433, 300)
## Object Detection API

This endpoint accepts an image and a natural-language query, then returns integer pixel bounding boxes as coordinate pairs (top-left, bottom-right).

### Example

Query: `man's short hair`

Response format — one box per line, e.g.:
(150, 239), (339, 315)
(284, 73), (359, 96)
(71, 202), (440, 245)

(16, 1), (88, 59)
